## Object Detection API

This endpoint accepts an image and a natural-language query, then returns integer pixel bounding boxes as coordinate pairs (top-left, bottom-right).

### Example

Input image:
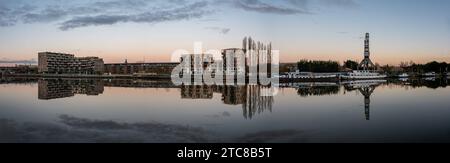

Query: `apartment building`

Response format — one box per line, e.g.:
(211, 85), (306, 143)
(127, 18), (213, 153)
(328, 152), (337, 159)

(38, 52), (104, 74)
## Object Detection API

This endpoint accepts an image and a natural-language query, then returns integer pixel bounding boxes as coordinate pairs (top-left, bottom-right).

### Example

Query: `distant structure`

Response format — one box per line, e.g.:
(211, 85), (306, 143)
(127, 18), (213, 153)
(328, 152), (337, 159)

(104, 61), (179, 75)
(0, 65), (38, 74)
(358, 33), (375, 70)
(38, 52), (104, 74)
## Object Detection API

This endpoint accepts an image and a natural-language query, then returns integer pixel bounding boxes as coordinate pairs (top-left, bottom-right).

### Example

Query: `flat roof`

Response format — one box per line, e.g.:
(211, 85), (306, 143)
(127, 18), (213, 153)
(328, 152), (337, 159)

(104, 62), (180, 65)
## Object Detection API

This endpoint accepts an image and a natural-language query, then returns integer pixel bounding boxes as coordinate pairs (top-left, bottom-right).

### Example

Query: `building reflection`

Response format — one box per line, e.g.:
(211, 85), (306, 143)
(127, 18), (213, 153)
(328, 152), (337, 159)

(104, 79), (177, 88)
(181, 85), (214, 99)
(343, 80), (385, 120)
(181, 84), (274, 119)
(30, 78), (449, 120)
(0, 77), (37, 84)
(38, 79), (104, 100)
(39, 79), (179, 100)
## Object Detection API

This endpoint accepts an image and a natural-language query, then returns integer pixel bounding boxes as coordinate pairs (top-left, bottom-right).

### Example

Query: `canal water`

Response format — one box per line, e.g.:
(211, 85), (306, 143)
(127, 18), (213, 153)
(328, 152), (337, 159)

(1, 77), (449, 143)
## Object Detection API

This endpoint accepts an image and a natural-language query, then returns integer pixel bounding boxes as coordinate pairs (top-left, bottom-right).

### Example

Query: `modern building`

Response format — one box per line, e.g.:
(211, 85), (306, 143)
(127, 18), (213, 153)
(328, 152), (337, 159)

(104, 61), (179, 75)
(38, 52), (104, 74)
(222, 48), (246, 76)
(222, 37), (273, 77)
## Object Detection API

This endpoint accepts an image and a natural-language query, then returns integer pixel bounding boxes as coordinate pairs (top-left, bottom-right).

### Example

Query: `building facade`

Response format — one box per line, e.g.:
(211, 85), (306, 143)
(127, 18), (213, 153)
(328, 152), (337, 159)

(38, 52), (104, 74)
(222, 37), (273, 77)
(222, 48), (246, 76)
(179, 54), (215, 76)
(104, 61), (179, 75)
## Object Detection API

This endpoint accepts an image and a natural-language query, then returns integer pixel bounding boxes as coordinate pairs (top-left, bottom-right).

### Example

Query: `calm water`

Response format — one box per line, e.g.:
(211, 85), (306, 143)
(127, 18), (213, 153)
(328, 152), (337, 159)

(1, 77), (450, 143)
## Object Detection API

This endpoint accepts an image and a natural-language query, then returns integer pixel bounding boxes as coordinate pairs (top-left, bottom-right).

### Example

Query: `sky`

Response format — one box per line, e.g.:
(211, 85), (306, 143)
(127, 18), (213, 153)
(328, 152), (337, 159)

(0, 0), (449, 66)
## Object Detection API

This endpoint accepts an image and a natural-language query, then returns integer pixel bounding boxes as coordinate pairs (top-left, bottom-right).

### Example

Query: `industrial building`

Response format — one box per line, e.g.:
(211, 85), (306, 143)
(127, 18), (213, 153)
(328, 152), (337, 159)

(104, 61), (179, 75)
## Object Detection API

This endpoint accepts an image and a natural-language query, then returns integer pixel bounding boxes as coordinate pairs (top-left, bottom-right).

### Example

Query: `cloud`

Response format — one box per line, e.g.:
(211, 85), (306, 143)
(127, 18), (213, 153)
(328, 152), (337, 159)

(318, 0), (358, 8)
(0, 58), (37, 64)
(0, 115), (316, 143)
(23, 7), (67, 23)
(205, 27), (231, 34)
(230, 0), (310, 15)
(0, 115), (217, 143)
(59, 1), (211, 30)
(285, 0), (309, 9)
(0, 0), (358, 30)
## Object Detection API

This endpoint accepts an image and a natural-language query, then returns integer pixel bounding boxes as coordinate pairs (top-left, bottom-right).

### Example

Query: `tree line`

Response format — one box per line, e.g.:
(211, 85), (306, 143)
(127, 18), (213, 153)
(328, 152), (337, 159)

(402, 61), (449, 74)
(295, 59), (449, 74)
(297, 60), (340, 72)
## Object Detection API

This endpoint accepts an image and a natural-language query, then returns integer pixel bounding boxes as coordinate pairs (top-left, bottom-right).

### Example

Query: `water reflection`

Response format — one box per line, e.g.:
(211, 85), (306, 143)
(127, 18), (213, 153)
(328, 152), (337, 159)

(0, 115), (215, 143)
(181, 85), (274, 119)
(1, 77), (450, 143)
(38, 79), (104, 100)
(34, 78), (450, 120)
(343, 80), (386, 120)
(0, 77), (37, 84)
(292, 83), (340, 97)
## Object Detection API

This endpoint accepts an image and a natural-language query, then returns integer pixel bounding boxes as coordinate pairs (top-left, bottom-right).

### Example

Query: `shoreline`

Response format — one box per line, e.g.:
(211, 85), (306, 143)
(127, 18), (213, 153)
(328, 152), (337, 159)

(2, 73), (448, 82)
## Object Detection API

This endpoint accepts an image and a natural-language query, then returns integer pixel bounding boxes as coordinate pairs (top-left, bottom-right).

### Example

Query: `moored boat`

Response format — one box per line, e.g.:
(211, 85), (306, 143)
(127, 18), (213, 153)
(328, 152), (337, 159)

(341, 70), (387, 80)
(341, 79), (387, 87)
(422, 72), (436, 77)
(285, 71), (337, 79)
(398, 73), (409, 78)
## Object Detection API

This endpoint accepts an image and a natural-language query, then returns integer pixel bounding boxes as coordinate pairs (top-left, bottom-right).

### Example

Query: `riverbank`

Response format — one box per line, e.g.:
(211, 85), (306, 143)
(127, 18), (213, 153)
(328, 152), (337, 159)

(3, 73), (448, 82)
(4, 73), (172, 80)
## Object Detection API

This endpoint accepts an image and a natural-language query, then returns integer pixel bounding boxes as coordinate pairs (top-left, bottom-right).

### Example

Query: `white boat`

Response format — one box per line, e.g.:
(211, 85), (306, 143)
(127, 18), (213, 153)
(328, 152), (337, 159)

(341, 79), (386, 87)
(398, 73), (409, 78)
(422, 72), (436, 77)
(341, 70), (387, 80)
(424, 77), (436, 81)
(399, 78), (408, 82)
(286, 71), (337, 79)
